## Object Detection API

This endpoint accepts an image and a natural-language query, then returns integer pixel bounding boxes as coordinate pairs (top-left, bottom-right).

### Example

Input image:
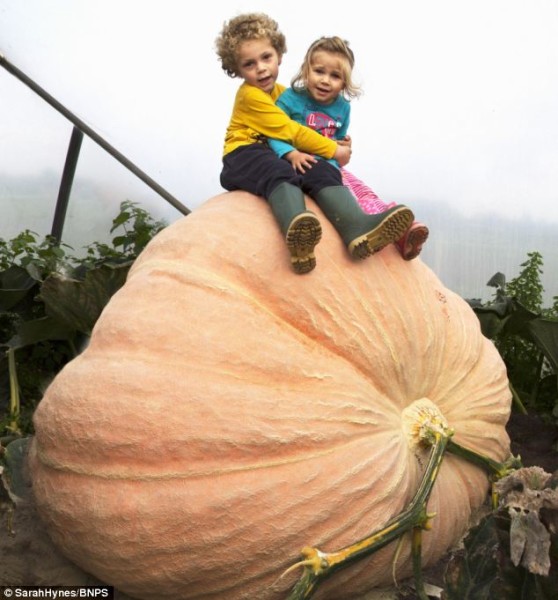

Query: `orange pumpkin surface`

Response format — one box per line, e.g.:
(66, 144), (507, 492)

(29, 192), (511, 599)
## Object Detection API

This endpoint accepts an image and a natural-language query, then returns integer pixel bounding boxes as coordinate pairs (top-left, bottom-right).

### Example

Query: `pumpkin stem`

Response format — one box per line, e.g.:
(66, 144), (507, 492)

(446, 439), (522, 510)
(278, 547), (328, 579)
(284, 407), (523, 600)
(411, 526), (429, 600)
(446, 439), (522, 481)
(285, 425), (450, 600)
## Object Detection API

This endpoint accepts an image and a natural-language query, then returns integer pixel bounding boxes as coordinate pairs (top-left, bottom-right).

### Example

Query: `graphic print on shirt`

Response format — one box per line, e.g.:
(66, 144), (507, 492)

(306, 112), (343, 139)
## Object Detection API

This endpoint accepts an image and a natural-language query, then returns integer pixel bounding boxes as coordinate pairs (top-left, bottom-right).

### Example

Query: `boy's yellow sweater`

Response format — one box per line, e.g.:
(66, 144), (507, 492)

(223, 82), (337, 159)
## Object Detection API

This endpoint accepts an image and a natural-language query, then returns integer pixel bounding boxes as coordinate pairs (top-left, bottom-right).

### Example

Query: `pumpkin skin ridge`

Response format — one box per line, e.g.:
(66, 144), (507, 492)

(417, 296), (484, 404)
(126, 256), (412, 404)
(32, 351), (402, 481)
(30, 434), (416, 600)
(129, 216), (466, 418)
(430, 345), (511, 460)
(411, 280), (485, 400)
(32, 426), (397, 481)
(413, 304), (510, 448)
(132, 220), (424, 407)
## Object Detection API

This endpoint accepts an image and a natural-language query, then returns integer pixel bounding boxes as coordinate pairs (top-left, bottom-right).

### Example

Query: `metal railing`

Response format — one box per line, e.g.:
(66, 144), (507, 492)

(0, 53), (191, 241)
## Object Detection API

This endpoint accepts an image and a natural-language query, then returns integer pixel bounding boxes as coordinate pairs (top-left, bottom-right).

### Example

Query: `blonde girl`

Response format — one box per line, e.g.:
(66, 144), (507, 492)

(269, 36), (428, 260)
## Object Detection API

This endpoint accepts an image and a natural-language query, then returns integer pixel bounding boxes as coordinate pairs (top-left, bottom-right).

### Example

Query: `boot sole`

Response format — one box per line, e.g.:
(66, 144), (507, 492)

(398, 223), (429, 261)
(349, 207), (415, 260)
(286, 213), (322, 274)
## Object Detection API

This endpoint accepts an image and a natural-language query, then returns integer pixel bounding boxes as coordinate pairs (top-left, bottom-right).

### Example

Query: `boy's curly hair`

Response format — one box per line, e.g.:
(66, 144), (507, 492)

(215, 13), (287, 78)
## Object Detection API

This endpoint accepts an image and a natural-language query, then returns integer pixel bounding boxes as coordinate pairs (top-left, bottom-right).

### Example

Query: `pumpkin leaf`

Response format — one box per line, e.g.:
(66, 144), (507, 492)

(502, 300), (539, 338)
(525, 318), (558, 370)
(0, 265), (37, 311)
(472, 309), (510, 339)
(471, 297), (541, 342)
(443, 514), (500, 599)
(39, 264), (130, 335)
(0, 436), (31, 504)
(5, 316), (75, 350)
(486, 272), (507, 289)
(444, 511), (558, 600)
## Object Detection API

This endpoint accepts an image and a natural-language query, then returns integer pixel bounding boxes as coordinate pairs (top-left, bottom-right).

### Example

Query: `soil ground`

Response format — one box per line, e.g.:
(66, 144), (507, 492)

(1, 412), (556, 599)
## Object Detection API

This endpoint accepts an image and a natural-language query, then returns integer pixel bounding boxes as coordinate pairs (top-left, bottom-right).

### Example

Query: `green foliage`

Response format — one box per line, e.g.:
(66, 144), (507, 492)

(0, 230), (74, 280)
(468, 251), (558, 418)
(506, 251), (545, 313)
(81, 200), (166, 269)
(0, 201), (166, 438)
(444, 511), (558, 599)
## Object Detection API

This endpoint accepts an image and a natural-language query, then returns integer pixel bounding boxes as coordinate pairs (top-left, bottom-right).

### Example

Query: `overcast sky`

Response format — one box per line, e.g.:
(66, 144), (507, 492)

(1, 0), (558, 234)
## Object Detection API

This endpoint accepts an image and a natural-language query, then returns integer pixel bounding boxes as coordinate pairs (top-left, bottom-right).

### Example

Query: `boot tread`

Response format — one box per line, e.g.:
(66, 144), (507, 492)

(286, 212), (322, 274)
(349, 206), (414, 259)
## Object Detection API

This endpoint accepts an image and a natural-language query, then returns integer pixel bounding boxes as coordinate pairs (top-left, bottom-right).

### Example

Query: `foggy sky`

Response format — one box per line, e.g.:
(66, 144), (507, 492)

(2, 0), (558, 222)
(0, 0), (558, 300)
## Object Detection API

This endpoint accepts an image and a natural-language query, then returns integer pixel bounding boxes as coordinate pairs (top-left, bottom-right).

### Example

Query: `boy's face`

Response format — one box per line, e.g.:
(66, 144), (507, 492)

(236, 38), (281, 94)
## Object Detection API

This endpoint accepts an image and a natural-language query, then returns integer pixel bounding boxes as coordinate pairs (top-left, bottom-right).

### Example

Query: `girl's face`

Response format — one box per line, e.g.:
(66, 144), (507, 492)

(236, 38), (281, 94)
(305, 50), (346, 104)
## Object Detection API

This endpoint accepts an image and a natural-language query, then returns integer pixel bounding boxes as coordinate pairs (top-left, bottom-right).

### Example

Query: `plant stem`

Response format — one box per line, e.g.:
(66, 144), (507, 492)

(7, 349), (21, 435)
(285, 431), (450, 599)
(411, 527), (429, 600)
(529, 351), (544, 407)
(447, 440), (522, 509)
(509, 381), (528, 414)
(446, 439), (521, 481)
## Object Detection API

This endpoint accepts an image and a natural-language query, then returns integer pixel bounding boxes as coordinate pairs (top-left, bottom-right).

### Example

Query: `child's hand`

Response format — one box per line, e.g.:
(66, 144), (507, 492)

(334, 143), (352, 167)
(285, 150), (317, 173)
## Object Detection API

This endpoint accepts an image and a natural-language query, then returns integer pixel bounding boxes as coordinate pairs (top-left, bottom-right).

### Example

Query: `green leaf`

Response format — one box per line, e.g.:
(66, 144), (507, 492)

(443, 514), (500, 599)
(473, 310), (510, 339)
(5, 316), (75, 349)
(25, 262), (44, 281)
(111, 234), (130, 249)
(487, 272), (506, 289)
(1, 436), (31, 503)
(0, 266), (37, 311)
(504, 300), (539, 338)
(526, 319), (558, 370)
(40, 263), (130, 335)
(110, 210), (131, 231)
(444, 512), (558, 600)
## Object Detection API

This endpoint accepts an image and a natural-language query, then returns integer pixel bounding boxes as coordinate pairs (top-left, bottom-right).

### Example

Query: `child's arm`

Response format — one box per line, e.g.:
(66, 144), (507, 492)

(267, 137), (296, 160)
(267, 90), (298, 159)
(269, 88), (351, 169)
(236, 84), (339, 159)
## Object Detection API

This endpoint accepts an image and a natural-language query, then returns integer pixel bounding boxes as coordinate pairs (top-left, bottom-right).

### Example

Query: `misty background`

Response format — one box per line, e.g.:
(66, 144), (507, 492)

(1, 0), (557, 303)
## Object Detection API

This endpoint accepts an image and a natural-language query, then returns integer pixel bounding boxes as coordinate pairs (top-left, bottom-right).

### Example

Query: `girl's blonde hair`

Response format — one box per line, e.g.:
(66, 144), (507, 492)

(215, 13), (287, 78)
(291, 36), (361, 100)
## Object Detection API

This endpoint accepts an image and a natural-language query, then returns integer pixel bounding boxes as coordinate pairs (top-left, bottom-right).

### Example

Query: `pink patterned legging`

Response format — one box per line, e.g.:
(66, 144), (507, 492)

(341, 168), (396, 213)
(341, 168), (429, 260)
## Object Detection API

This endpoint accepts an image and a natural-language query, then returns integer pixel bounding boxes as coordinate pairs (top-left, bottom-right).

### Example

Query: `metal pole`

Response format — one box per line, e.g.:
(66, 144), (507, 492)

(0, 53), (191, 216)
(51, 126), (83, 242)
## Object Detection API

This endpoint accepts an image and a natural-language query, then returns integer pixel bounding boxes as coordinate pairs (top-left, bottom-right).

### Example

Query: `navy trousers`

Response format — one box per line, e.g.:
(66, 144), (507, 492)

(220, 143), (342, 200)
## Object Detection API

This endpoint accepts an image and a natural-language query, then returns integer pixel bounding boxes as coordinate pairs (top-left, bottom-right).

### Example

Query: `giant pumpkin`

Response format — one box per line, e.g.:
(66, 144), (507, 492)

(29, 191), (511, 599)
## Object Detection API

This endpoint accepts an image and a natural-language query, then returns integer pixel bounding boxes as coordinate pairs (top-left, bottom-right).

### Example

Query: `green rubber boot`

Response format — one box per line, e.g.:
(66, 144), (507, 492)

(315, 186), (414, 259)
(268, 182), (322, 274)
